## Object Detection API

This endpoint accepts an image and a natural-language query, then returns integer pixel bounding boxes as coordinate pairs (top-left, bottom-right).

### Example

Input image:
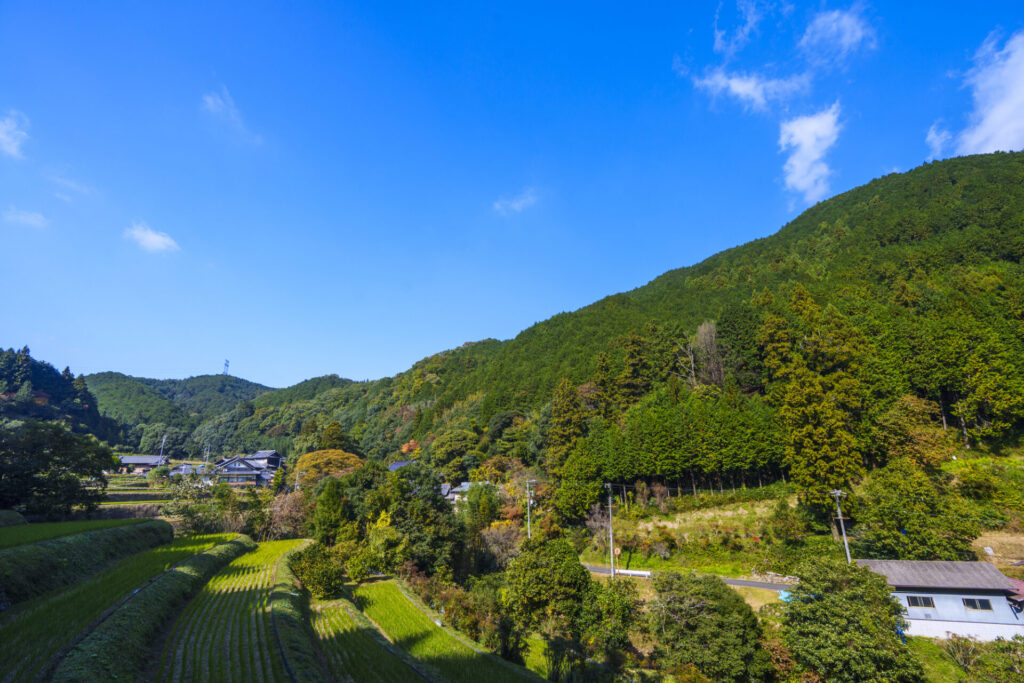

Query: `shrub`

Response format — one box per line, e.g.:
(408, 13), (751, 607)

(270, 543), (331, 681)
(943, 634), (981, 672)
(52, 535), (255, 682)
(0, 509), (26, 527)
(288, 542), (346, 598)
(0, 519), (173, 605)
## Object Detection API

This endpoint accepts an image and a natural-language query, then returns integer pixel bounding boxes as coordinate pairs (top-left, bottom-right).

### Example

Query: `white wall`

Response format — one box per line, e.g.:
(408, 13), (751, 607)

(906, 618), (1024, 642)
(894, 590), (1021, 625)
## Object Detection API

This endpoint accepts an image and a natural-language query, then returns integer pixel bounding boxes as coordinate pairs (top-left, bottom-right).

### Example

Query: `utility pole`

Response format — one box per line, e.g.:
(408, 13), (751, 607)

(605, 483), (615, 577)
(830, 489), (852, 563)
(525, 480), (536, 539)
(159, 434), (167, 459)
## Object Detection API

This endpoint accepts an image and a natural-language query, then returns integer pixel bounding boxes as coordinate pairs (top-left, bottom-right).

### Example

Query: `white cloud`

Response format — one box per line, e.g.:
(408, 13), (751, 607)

(202, 86), (262, 145)
(956, 30), (1024, 155)
(713, 0), (764, 60)
(493, 188), (539, 215)
(50, 174), (92, 195)
(124, 221), (180, 252)
(799, 8), (876, 66)
(779, 102), (842, 203)
(692, 67), (809, 110)
(926, 123), (952, 161)
(0, 110), (29, 159)
(3, 206), (47, 228)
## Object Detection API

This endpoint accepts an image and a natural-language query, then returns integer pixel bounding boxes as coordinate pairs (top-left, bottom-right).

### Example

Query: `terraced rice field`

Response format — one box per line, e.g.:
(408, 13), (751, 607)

(313, 600), (421, 682)
(0, 534), (231, 682)
(156, 539), (301, 682)
(352, 580), (534, 683)
(0, 518), (148, 550)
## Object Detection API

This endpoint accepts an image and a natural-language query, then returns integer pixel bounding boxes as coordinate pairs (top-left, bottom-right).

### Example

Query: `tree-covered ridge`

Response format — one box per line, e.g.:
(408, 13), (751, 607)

(0, 347), (119, 441)
(189, 152), (1024, 467)
(85, 372), (197, 431)
(135, 374), (272, 419)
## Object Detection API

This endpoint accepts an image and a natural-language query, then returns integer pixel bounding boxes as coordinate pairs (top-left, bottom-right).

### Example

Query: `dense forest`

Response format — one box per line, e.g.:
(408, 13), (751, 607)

(14, 153), (1024, 491)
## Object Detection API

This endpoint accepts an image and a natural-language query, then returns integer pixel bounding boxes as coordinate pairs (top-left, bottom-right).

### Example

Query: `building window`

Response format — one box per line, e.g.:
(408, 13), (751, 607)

(906, 596), (935, 608)
(963, 598), (993, 611)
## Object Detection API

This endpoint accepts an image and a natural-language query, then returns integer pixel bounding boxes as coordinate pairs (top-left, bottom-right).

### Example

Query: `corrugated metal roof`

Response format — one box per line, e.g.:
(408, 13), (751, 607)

(118, 455), (168, 465)
(856, 559), (1017, 592)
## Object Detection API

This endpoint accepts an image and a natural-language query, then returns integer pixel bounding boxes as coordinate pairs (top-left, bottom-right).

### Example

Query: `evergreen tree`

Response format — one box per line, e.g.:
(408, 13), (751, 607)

(545, 378), (588, 474)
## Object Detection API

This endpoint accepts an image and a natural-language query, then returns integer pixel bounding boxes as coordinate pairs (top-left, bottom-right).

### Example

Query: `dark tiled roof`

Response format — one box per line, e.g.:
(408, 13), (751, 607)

(119, 455), (169, 465)
(388, 460), (413, 472)
(856, 559), (1017, 592)
(248, 450), (278, 459)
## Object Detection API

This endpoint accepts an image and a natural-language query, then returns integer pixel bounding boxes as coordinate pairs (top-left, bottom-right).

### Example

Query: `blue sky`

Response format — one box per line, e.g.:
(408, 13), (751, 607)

(2, 2), (1023, 387)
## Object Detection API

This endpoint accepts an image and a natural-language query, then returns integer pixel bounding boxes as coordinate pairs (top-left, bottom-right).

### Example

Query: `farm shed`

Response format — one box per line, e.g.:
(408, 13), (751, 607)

(856, 559), (1024, 641)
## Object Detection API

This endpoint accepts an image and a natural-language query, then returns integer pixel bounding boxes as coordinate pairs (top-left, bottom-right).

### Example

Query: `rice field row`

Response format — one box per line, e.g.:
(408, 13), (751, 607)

(0, 534), (232, 682)
(156, 539), (302, 683)
(313, 599), (425, 682)
(352, 580), (535, 683)
(0, 518), (149, 550)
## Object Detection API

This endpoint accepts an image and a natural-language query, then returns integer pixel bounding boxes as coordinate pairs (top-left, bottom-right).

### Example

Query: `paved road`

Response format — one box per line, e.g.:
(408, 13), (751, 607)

(582, 564), (789, 591)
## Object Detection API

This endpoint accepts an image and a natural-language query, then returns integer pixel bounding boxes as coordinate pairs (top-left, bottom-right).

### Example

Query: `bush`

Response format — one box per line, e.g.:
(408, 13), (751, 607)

(0, 519), (173, 605)
(648, 572), (772, 682)
(52, 535), (256, 682)
(0, 509), (26, 527)
(270, 542), (331, 681)
(288, 542), (346, 598)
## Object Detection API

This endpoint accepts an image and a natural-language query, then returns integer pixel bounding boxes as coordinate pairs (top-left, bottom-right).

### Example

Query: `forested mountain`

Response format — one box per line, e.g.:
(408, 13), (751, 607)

(16, 153), (1024, 489)
(0, 347), (121, 441)
(135, 374), (272, 418)
(85, 372), (197, 431)
(189, 153), (1024, 482)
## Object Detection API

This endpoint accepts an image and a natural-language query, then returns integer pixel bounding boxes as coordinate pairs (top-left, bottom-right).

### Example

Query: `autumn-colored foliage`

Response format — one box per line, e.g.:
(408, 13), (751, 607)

(289, 449), (363, 488)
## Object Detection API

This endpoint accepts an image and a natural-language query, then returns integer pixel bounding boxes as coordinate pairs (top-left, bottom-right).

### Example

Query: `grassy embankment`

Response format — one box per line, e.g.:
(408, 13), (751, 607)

(0, 518), (149, 550)
(0, 533), (232, 681)
(156, 539), (302, 682)
(352, 578), (538, 683)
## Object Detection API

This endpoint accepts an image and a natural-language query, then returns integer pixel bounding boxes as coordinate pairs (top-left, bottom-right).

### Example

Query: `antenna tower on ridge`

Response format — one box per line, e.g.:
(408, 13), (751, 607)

(223, 359), (230, 375)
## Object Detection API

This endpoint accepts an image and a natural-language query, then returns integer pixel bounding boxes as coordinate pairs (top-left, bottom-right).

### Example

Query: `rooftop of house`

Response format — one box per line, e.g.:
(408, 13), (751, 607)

(856, 559), (1018, 593)
(388, 460), (413, 472)
(118, 455), (169, 465)
(247, 450), (279, 459)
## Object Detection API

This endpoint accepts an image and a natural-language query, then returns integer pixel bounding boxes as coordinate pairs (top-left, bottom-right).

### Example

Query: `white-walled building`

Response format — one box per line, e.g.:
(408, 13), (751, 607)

(857, 559), (1024, 641)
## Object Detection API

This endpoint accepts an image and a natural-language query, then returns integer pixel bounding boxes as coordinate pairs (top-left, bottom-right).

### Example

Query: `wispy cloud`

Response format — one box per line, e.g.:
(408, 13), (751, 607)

(713, 0), (764, 61)
(691, 67), (809, 110)
(926, 123), (952, 161)
(956, 30), (1024, 155)
(798, 7), (877, 66)
(0, 110), (29, 159)
(493, 187), (539, 215)
(124, 221), (180, 252)
(779, 102), (842, 203)
(50, 174), (92, 195)
(3, 206), (47, 228)
(202, 86), (263, 145)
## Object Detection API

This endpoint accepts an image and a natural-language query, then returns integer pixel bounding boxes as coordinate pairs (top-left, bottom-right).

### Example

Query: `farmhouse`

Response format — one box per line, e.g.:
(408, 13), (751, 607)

(857, 559), (1024, 641)
(117, 454), (169, 475)
(209, 450), (284, 487)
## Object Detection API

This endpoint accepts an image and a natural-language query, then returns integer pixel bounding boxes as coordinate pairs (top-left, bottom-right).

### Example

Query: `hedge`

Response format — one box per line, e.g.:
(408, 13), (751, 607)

(270, 541), (331, 682)
(52, 534), (257, 682)
(0, 519), (173, 605)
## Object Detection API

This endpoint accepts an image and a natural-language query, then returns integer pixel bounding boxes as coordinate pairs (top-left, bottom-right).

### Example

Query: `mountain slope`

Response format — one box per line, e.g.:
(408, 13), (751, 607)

(189, 153), (1024, 463)
(85, 372), (197, 430)
(136, 374), (272, 418)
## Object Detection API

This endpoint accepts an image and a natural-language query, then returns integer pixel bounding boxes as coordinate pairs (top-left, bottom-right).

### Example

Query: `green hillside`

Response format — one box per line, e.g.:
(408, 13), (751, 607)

(136, 374), (272, 418)
(85, 372), (197, 431)
(189, 153), (1024, 468)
